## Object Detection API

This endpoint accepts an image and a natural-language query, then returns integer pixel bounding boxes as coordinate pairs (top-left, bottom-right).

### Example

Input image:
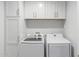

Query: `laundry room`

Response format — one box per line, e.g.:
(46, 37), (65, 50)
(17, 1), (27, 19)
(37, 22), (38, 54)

(0, 0), (79, 57)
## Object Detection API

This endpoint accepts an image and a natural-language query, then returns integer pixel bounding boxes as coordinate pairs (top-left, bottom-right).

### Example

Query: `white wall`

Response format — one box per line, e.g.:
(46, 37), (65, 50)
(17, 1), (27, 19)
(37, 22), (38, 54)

(25, 19), (64, 28)
(0, 2), (4, 56)
(76, 1), (79, 56)
(64, 1), (79, 57)
(24, 19), (64, 34)
(25, 28), (64, 35)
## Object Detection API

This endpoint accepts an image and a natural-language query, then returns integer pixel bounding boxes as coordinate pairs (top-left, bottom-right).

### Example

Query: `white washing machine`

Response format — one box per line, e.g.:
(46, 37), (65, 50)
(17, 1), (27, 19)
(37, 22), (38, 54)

(19, 34), (44, 57)
(46, 33), (71, 57)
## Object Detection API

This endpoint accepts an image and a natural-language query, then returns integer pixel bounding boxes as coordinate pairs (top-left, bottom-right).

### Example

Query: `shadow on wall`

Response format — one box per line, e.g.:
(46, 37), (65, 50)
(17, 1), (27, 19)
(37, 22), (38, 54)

(71, 45), (74, 57)
(62, 34), (74, 57)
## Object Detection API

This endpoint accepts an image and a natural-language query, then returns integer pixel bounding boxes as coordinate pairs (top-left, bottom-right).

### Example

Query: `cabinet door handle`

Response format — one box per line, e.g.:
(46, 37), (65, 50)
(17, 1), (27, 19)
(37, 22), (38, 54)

(54, 11), (58, 17)
(17, 35), (20, 43)
(17, 9), (19, 16)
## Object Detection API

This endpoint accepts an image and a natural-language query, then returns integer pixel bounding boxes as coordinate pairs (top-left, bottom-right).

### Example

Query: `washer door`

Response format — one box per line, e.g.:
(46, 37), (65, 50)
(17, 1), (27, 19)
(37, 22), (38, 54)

(19, 43), (44, 57)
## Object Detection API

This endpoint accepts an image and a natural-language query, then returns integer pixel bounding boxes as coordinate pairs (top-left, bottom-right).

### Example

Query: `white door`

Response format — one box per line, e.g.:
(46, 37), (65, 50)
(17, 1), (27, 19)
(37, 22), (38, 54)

(5, 1), (18, 16)
(0, 1), (4, 57)
(6, 44), (18, 57)
(6, 17), (19, 57)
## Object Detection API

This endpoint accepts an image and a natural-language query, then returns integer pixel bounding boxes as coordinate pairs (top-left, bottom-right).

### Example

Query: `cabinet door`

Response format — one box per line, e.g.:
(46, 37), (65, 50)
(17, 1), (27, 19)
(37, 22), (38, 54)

(5, 1), (18, 16)
(24, 1), (45, 18)
(55, 1), (65, 18)
(6, 17), (18, 57)
(24, 2), (34, 18)
(45, 2), (56, 18)
(36, 2), (45, 18)
(48, 43), (70, 57)
(19, 44), (44, 57)
(6, 44), (18, 57)
(6, 18), (18, 43)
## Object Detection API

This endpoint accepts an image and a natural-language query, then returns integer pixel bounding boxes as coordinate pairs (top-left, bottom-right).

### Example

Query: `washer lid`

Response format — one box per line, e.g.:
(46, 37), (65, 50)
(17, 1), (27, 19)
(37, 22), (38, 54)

(46, 33), (71, 43)
(47, 38), (71, 43)
(20, 34), (44, 44)
(46, 33), (63, 40)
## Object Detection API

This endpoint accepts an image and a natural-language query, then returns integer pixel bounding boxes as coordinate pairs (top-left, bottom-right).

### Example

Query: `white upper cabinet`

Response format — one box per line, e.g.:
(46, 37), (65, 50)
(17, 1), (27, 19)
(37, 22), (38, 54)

(5, 1), (19, 16)
(24, 1), (45, 18)
(55, 1), (66, 18)
(24, 2), (34, 18)
(45, 2), (56, 18)
(24, 1), (66, 19)
(45, 1), (65, 19)
(36, 2), (45, 18)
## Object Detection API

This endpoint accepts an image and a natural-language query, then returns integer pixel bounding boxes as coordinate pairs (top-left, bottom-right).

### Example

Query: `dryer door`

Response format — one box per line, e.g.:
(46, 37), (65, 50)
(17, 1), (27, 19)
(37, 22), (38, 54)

(48, 43), (70, 57)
